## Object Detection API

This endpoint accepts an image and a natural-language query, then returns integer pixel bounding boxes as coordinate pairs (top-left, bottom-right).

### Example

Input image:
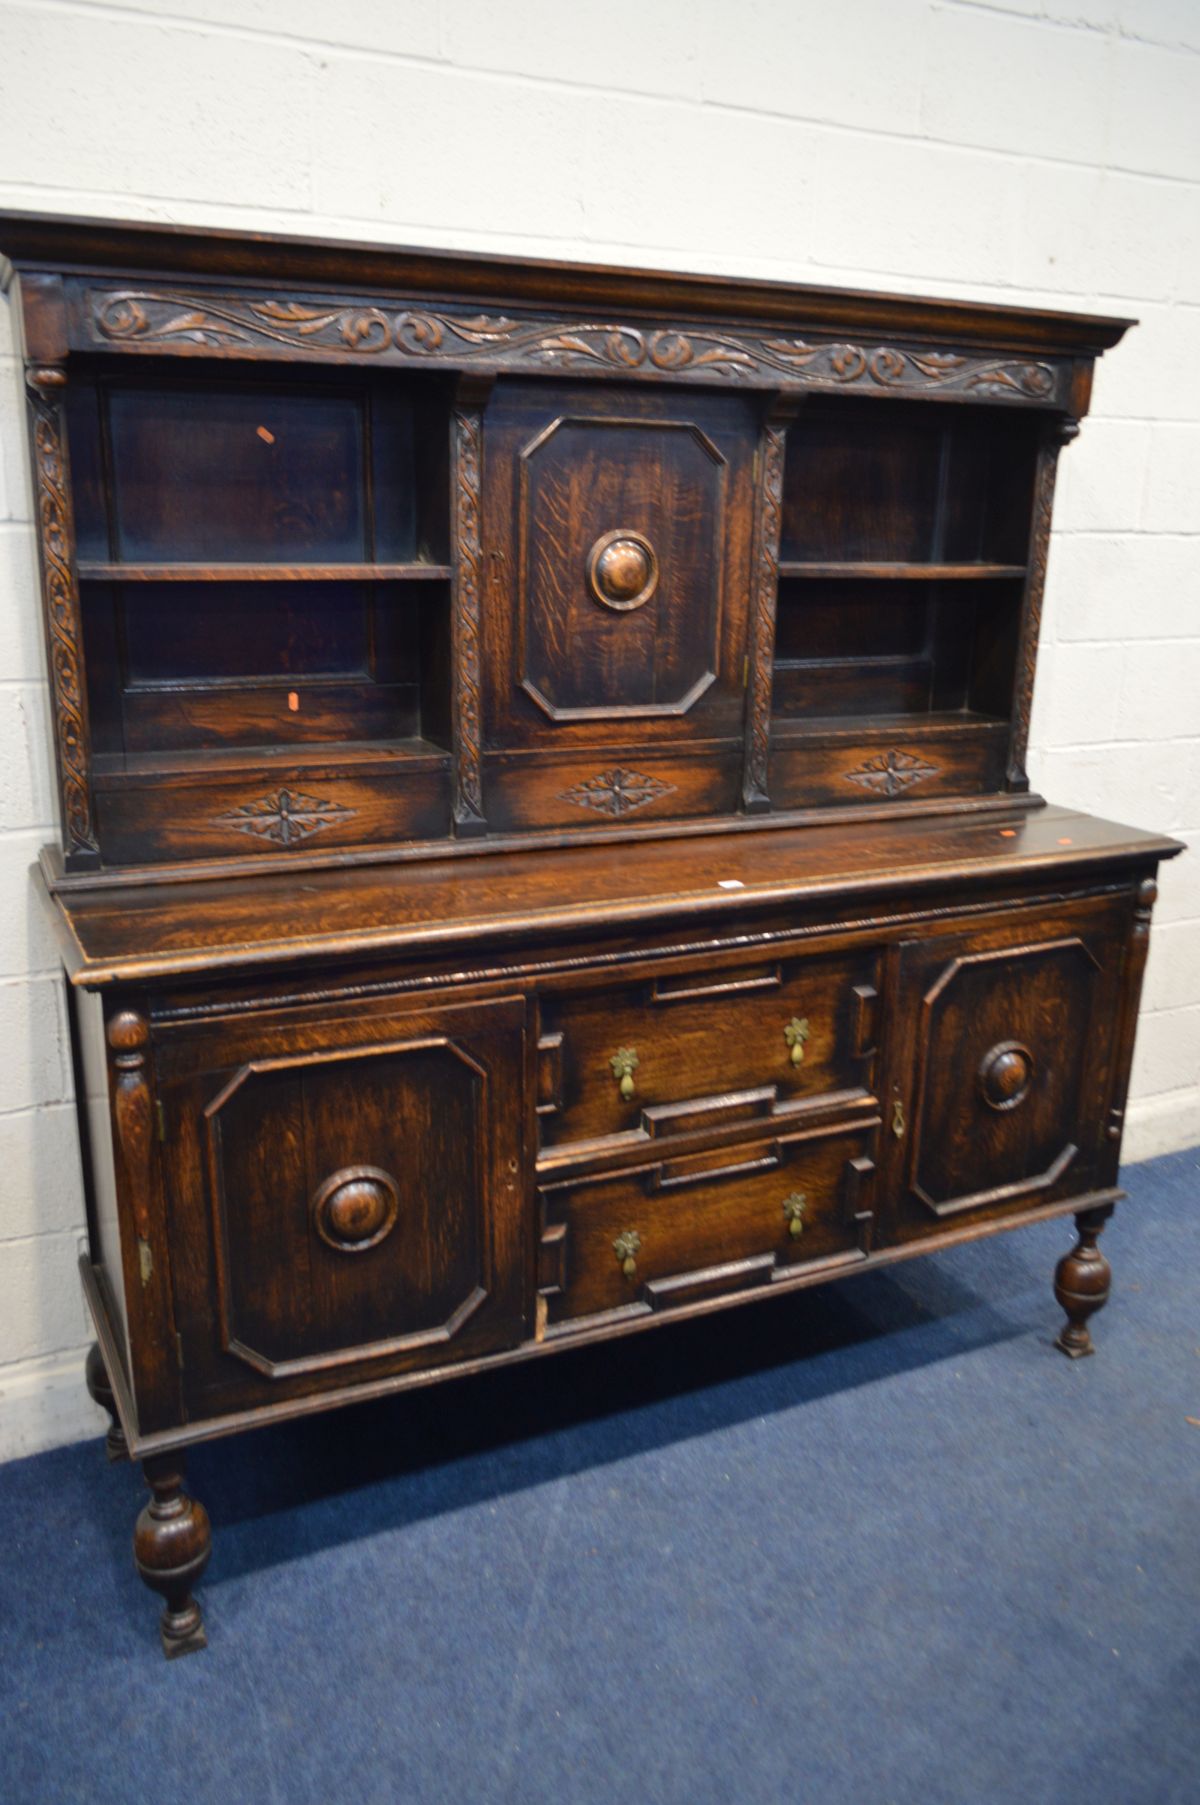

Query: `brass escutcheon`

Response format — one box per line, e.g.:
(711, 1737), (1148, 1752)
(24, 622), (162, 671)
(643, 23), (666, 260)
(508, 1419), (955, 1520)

(892, 1099), (906, 1140)
(784, 1017), (810, 1066)
(613, 1230), (642, 1279)
(610, 1047), (639, 1100)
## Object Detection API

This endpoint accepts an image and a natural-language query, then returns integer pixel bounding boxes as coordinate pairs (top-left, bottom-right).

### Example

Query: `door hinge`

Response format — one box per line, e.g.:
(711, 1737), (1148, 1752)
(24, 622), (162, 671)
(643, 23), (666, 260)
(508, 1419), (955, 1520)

(155, 1099), (167, 1142)
(175, 1331), (185, 1372)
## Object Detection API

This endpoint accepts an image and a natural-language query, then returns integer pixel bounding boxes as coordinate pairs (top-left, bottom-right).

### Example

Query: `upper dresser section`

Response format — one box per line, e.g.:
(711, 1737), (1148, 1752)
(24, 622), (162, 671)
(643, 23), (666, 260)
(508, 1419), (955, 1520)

(0, 212), (1132, 880)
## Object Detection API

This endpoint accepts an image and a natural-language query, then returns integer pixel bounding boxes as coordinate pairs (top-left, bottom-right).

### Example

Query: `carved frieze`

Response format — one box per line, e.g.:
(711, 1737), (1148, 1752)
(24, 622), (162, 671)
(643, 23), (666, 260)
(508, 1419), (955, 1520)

(88, 289), (1064, 403)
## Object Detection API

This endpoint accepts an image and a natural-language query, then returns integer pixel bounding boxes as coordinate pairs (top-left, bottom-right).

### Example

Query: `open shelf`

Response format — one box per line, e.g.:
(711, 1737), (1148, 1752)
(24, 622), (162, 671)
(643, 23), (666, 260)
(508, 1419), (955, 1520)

(777, 561), (1026, 582)
(66, 361), (457, 774)
(78, 562), (454, 583)
(770, 571), (1023, 730)
(778, 398), (1037, 567)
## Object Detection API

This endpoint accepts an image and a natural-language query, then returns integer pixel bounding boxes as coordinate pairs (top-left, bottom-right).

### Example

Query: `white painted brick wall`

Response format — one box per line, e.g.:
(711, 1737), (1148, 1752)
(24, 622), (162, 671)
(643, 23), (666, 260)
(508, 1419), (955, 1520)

(0, 0), (1196, 1457)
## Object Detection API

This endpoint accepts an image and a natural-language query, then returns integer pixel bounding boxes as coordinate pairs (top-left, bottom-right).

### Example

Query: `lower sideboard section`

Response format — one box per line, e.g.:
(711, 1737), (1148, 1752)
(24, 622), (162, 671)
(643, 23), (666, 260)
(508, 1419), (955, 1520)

(74, 873), (1153, 1447)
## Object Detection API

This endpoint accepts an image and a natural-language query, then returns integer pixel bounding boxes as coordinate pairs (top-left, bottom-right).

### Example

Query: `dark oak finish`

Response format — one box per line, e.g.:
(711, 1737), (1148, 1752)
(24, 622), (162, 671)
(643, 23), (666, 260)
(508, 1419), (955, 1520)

(134, 1455), (211, 1659)
(2, 215), (1180, 1657)
(84, 1340), (126, 1460)
(1053, 1204), (1116, 1358)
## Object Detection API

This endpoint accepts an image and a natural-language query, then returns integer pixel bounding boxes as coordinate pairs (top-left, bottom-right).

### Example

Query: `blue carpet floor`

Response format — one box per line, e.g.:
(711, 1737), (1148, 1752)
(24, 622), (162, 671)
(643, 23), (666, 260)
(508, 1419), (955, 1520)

(2, 1148), (1197, 1805)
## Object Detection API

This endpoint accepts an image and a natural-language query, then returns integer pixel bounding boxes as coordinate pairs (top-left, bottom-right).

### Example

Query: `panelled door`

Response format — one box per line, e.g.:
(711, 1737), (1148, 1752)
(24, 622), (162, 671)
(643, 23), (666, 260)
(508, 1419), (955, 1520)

(886, 896), (1131, 1239)
(478, 379), (759, 833)
(158, 993), (528, 1420)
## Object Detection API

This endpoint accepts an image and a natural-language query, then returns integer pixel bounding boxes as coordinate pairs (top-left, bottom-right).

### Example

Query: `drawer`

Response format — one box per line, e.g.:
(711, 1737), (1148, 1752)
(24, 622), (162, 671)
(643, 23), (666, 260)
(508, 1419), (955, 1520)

(768, 726), (1007, 812)
(538, 1118), (879, 1330)
(537, 946), (882, 1158)
(94, 757), (451, 865)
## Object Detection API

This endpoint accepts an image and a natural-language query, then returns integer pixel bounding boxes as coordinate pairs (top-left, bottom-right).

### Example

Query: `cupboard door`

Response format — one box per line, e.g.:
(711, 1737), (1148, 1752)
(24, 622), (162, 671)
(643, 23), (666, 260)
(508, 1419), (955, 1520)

(480, 382), (756, 753)
(163, 996), (527, 1417)
(889, 899), (1128, 1235)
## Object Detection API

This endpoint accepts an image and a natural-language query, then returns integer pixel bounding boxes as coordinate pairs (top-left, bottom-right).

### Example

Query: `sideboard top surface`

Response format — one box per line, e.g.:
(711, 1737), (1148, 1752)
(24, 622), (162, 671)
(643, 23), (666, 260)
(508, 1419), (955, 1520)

(0, 208), (1133, 356)
(46, 805), (1181, 989)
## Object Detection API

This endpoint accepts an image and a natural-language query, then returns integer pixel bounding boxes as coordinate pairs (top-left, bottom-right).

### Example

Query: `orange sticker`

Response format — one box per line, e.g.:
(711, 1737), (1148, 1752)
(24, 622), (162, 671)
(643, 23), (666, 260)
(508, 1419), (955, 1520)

(257, 425), (276, 444)
(999, 829), (1016, 838)
(288, 691), (299, 712)
(1058, 836), (1073, 845)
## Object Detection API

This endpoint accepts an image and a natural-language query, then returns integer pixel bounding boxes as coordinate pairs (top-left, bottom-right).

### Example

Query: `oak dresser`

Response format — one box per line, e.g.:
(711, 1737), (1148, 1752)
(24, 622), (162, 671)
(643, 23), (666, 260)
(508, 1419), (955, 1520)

(0, 212), (1181, 1656)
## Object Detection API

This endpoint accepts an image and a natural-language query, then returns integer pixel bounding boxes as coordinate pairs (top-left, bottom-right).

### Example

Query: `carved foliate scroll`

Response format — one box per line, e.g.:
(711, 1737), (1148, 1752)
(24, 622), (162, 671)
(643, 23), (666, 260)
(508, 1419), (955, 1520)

(1008, 421), (1076, 789)
(742, 417), (789, 811)
(451, 401), (487, 834)
(26, 367), (98, 862)
(88, 289), (1067, 405)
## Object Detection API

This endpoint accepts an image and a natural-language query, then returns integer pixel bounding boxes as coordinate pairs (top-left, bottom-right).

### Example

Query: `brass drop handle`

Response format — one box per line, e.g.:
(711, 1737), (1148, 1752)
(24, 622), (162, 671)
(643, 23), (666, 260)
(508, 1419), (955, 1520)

(613, 1230), (642, 1279)
(783, 1192), (807, 1239)
(784, 1017), (810, 1066)
(892, 1099), (906, 1139)
(610, 1047), (639, 1100)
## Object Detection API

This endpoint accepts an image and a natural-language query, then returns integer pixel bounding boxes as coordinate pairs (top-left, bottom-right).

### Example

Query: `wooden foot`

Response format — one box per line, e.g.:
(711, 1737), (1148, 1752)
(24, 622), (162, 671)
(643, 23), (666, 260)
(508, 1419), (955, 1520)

(134, 1455), (211, 1659)
(84, 1342), (127, 1462)
(1053, 1205), (1114, 1359)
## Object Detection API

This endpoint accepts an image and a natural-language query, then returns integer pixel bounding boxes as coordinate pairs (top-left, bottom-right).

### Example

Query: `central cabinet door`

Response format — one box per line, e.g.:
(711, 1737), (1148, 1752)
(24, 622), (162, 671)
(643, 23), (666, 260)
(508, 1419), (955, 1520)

(161, 994), (528, 1419)
(480, 381), (758, 832)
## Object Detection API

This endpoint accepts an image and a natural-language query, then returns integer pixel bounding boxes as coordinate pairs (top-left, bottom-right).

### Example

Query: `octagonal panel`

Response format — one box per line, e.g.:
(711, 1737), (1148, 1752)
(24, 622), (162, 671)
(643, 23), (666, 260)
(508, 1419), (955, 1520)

(517, 414), (726, 719)
(908, 936), (1100, 1216)
(204, 1037), (489, 1377)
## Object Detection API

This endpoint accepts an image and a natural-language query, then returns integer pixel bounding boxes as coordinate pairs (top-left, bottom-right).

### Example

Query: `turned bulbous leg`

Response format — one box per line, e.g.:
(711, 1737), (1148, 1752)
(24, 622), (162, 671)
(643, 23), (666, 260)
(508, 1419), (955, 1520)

(1054, 1204), (1114, 1359)
(134, 1455), (211, 1659)
(84, 1342), (127, 1462)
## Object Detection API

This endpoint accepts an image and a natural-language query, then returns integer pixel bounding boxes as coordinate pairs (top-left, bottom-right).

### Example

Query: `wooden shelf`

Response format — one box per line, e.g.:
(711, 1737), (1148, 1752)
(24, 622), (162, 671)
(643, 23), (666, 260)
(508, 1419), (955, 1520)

(92, 736), (451, 785)
(771, 710), (1009, 743)
(777, 561), (1026, 581)
(77, 561), (454, 583)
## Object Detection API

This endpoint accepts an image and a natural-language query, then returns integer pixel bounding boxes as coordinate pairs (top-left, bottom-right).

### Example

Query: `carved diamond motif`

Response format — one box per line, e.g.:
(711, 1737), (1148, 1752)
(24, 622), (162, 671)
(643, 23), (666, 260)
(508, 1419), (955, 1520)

(559, 768), (675, 818)
(211, 788), (357, 846)
(843, 748), (938, 798)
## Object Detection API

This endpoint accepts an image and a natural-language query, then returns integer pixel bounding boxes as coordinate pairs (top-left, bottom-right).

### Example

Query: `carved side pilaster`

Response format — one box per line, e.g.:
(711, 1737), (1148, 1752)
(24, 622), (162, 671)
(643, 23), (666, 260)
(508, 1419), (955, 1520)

(25, 366), (99, 865)
(451, 399), (487, 836)
(1007, 418), (1078, 791)
(108, 1010), (156, 1289)
(742, 419), (788, 812)
(104, 1005), (181, 1434)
